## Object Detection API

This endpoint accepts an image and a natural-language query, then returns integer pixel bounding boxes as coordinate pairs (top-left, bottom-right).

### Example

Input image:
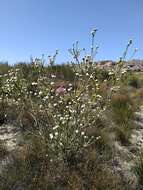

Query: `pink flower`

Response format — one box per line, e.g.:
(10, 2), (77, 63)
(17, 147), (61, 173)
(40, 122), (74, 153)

(55, 86), (67, 96)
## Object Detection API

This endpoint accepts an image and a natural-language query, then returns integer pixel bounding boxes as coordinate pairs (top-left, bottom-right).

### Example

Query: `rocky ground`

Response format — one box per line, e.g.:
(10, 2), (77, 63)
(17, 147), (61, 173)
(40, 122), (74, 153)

(0, 124), (22, 175)
(0, 125), (18, 151)
(112, 106), (143, 189)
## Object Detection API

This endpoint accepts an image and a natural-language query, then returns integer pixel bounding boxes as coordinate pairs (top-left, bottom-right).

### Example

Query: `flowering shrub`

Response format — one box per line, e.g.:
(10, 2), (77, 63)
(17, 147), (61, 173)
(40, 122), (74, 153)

(0, 30), (138, 189)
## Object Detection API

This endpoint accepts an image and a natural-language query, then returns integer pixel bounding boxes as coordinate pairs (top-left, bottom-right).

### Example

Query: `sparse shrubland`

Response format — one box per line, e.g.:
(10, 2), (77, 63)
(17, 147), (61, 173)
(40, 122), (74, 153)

(0, 29), (143, 189)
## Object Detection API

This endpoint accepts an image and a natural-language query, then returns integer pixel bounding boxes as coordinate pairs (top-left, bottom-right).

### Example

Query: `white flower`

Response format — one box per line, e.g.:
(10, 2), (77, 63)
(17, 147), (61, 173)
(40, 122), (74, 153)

(51, 74), (56, 78)
(96, 95), (102, 99)
(96, 136), (101, 140)
(39, 105), (42, 109)
(75, 130), (79, 134)
(60, 117), (64, 121)
(55, 132), (58, 136)
(109, 71), (114, 75)
(67, 87), (72, 92)
(90, 75), (93, 79)
(81, 104), (85, 109)
(81, 131), (85, 136)
(77, 97), (80, 101)
(121, 70), (127, 74)
(50, 82), (54, 85)
(61, 121), (65, 125)
(31, 82), (37, 85)
(53, 125), (59, 130)
(43, 95), (48, 100)
(51, 89), (54, 93)
(39, 91), (43, 95)
(49, 133), (54, 139)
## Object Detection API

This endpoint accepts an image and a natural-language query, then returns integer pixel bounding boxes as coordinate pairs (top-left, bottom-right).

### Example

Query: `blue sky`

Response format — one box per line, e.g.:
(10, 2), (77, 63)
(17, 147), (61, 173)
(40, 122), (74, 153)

(0, 0), (143, 64)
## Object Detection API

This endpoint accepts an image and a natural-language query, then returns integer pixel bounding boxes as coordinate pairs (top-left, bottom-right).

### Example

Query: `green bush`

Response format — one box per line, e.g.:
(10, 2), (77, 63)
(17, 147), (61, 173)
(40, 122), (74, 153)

(0, 62), (11, 75)
(128, 76), (140, 88)
(111, 93), (134, 125)
(111, 93), (135, 145)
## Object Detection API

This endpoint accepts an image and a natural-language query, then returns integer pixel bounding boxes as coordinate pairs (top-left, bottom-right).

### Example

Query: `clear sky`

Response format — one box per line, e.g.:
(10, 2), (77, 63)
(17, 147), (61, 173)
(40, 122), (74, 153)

(0, 0), (143, 64)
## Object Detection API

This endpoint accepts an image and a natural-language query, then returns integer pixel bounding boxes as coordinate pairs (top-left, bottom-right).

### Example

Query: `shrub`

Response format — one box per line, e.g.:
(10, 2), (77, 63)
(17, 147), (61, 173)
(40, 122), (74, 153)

(111, 93), (135, 145)
(115, 124), (132, 145)
(128, 76), (140, 88)
(0, 32), (137, 189)
(111, 93), (134, 125)
(0, 62), (11, 75)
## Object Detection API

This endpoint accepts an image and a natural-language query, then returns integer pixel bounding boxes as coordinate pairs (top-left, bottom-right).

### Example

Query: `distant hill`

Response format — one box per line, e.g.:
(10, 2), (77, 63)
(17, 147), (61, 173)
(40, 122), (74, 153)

(96, 59), (143, 72)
